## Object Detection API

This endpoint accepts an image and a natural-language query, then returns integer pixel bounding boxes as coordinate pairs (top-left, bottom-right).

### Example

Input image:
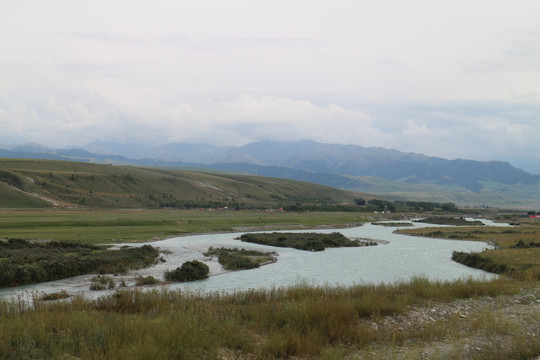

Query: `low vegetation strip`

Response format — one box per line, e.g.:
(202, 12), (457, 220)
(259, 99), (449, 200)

(238, 231), (360, 251)
(204, 247), (277, 270)
(452, 251), (510, 275)
(414, 216), (485, 226)
(0, 239), (159, 287)
(372, 221), (413, 227)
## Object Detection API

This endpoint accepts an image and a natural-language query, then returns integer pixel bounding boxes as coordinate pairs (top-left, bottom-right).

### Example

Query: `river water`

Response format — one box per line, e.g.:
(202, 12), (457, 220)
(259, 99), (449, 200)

(0, 219), (505, 300)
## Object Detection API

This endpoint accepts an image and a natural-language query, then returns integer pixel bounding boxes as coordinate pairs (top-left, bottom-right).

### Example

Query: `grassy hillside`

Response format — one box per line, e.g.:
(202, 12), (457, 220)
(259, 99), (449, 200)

(0, 159), (367, 209)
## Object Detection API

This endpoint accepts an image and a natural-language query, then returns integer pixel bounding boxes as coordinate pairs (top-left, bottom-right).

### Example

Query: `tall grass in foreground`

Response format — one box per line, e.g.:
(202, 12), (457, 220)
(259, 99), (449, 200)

(0, 278), (527, 359)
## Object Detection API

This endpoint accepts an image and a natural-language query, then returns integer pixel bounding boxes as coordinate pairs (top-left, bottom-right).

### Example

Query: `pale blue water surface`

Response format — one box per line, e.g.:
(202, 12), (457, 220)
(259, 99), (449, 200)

(1, 219), (505, 300)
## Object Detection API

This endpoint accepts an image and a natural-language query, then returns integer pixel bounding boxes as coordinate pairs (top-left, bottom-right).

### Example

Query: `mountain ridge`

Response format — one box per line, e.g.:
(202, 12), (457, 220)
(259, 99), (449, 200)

(1, 140), (539, 207)
(79, 140), (539, 191)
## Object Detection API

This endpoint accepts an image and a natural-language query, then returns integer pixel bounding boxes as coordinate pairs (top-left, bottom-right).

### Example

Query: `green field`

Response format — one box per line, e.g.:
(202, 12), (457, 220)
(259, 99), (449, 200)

(0, 209), (368, 244)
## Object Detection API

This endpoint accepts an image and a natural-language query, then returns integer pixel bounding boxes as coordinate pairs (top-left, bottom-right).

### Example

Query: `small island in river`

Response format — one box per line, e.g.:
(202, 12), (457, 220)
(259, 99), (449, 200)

(372, 222), (414, 227)
(204, 247), (277, 270)
(414, 217), (485, 226)
(237, 232), (374, 252)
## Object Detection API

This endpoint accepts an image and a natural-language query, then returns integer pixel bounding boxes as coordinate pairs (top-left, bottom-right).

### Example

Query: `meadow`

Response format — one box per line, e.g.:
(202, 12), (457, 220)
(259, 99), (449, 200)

(0, 209), (368, 244)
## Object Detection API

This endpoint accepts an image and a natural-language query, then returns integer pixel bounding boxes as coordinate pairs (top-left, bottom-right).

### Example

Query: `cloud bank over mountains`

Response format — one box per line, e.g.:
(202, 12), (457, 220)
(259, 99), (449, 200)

(1, 1), (539, 171)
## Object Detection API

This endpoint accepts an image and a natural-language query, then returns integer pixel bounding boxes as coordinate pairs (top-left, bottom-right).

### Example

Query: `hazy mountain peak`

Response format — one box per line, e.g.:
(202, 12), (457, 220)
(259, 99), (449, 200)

(12, 143), (55, 153)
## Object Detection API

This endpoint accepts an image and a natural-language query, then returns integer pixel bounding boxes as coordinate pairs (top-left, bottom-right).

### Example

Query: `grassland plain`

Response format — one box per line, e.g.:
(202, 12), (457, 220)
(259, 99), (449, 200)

(0, 209), (369, 244)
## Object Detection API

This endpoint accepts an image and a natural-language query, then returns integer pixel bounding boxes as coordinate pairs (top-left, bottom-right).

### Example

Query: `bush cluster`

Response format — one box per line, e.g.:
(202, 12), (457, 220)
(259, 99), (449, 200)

(90, 275), (116, 290)
(0, 239), (159, 288)
(164, 260), (209, 282)
(135, 276), (160, 286)
(511, 240), (540, 249)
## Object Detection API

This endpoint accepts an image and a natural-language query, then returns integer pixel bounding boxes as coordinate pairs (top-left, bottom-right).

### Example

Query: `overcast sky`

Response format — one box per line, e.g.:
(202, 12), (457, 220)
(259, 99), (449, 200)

(1, 1), (539, 170)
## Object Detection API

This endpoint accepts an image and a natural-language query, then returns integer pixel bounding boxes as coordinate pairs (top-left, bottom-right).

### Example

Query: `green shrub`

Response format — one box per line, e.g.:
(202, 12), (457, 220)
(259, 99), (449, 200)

(0, 241), (159, 288)
(90, 275), (115, 290)
(511, 240), (540, 249)
(164, 260), (209, 282)
(39, 290), (70, 301)
(452, 251), (509, 275)
(0, 170), (23, 189)
(135, 276), (160, 286)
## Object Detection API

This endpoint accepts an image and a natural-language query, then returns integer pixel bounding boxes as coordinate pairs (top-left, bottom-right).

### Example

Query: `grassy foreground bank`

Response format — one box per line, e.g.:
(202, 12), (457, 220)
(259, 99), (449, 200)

(2, 278), (538, 360)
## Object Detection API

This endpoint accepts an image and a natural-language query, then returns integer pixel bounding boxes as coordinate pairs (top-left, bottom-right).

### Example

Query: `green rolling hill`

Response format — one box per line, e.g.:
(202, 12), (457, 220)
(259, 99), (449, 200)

(0, 159), (369, 209)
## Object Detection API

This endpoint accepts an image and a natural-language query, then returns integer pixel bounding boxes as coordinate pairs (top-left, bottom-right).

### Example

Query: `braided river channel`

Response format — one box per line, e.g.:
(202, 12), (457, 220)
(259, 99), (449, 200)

(1, 219), (508, 300)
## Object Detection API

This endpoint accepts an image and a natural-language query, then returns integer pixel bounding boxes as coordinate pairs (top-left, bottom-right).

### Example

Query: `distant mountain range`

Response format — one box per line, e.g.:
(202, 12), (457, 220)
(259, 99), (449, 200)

(1, 140), (539, 208)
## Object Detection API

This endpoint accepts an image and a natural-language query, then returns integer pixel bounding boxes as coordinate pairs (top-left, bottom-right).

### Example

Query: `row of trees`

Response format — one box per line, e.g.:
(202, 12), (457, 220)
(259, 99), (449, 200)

(354, 199), (458, 213)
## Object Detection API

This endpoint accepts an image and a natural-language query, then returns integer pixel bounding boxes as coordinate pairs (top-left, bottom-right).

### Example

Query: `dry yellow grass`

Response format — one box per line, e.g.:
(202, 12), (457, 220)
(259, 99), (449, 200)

(1, 278), (530, 360)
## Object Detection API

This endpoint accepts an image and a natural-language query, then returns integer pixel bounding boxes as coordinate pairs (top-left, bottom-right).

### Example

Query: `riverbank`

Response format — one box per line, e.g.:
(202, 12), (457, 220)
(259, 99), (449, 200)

(1, 277), (538, 359)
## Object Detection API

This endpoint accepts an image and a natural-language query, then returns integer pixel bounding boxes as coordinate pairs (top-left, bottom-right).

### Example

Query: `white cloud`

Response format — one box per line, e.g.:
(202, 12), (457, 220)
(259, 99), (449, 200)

(1, 0), (540, 170)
